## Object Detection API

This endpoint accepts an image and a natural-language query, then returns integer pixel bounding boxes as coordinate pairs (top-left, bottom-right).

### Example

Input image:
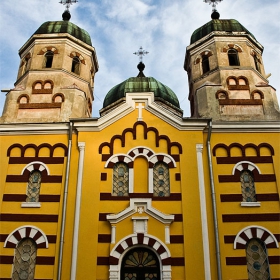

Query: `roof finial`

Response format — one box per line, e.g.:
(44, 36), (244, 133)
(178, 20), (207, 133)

(133, 46), (149, 77)
(59, 0), (78, 21)
(134, 46), (149, 63)
(203, 0), (222, 19)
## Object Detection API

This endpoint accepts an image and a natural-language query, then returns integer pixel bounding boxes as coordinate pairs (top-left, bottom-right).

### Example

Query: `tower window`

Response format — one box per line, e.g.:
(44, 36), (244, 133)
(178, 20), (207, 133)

(23, 56), (31, 73)
(71, 56), (81, 75)
(246, 239), (271, 280)
(153, 162), (170, 197)
(228, 49), (240, 66)
(254, 55), (260, 72)
(113, 162), (129, 196)
(44, 51), (54, 68)
(20, 54), (31, 76)
(202, 55), (210, 74)
(240, 170), (256, 202)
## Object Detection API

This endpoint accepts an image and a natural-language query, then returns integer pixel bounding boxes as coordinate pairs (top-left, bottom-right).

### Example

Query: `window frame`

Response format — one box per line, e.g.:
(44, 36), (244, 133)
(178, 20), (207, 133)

(246, 238), (271, 280)
(71, 56), (81, 75)
(202, 54), (210, 74)
(240, 170), (257, 203)
(121, 247), (161, 280)
(254, 55), (260, 72)
(112, 162), (129, 196)
(228, 48), (240, 66)
(153, 162), (170, 197)
(21, 170), (42, 208)
(12, 238), (37, 280)
(44, 50), (54, 68)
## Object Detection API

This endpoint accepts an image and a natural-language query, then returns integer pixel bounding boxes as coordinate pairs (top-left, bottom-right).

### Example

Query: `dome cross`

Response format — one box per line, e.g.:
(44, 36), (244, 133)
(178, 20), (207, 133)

(133, 46), (149, 63)
(59, 0), (78, 11)
(204, 0), (223, 11)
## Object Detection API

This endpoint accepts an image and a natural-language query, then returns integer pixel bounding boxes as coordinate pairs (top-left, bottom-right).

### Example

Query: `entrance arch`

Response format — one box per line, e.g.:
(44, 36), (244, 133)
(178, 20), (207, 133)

(109, 234), (172, 280)
(121, 247), (160, 280)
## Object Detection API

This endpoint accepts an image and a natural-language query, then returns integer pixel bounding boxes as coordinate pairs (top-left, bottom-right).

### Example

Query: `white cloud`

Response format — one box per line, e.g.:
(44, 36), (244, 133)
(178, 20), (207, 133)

(105, 0), (155, 20)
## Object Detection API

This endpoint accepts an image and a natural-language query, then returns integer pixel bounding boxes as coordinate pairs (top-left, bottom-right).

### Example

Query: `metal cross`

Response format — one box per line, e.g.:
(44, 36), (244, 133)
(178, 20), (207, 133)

(59, 0), (78, 11)
(204, 0), (223, 11)
(133, 46), (149, 62)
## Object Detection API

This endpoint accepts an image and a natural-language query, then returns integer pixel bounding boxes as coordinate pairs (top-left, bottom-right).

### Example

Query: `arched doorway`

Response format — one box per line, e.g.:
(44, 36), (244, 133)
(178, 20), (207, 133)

(121, 247), (160, 280)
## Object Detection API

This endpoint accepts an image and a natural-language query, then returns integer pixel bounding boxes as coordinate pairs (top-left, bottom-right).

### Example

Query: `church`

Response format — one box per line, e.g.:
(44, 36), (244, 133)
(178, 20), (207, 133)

(0, 1), (279, 279)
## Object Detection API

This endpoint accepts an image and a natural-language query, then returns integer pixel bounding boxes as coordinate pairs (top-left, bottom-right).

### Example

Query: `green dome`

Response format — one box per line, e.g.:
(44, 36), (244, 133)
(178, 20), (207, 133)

(34, 21), (92, 46)
(103, 77), (180, 109)
(190, 19), (256, 44)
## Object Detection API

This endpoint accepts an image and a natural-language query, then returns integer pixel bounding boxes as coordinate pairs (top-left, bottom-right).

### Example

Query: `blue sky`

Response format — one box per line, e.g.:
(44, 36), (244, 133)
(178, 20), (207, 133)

(0, 0), (279, 117)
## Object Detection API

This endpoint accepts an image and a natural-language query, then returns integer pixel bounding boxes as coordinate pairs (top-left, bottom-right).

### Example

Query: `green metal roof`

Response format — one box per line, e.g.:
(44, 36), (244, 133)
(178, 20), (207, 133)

(103, 77), (180, 109)
(34, 21), (92, 46)
(190, 19), (256, 44)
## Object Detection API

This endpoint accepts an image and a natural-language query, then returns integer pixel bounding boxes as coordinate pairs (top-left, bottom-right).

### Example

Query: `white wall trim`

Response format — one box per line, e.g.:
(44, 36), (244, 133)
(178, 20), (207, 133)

(105, 154), (134, 168)
(240, 201), (261, 207)
(70, 142), (85, 280)
(196, 144), (211, 280)
(234, 225), (279, 249)
(21, 161), (50, 175)
(21, 202), (41, 208)
(232, 161), (261, 175)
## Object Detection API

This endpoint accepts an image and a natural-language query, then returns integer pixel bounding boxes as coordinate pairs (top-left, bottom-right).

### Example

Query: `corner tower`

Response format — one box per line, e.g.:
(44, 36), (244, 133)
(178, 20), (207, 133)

(1, 10), (98, 123)
(184, 10), (279, 121)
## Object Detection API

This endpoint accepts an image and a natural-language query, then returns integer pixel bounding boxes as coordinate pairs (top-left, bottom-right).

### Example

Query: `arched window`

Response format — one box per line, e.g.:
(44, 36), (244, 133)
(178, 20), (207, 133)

(202, 55), (210, 74)
(44, 51), (54, 68)
(240, 170), (257, 202)
(71, 56), (81, 75)
(153, 162), (170, 197)
(26, 56), (31, 71)
(254, 55), (260, 72)
(23, 56), (31, 74)
(12, 238), (37, 280)
(26, 170), (42, 202)
(121, 248), (160, 280)
(228, 49), (240, 66)
(113, 162), (129, 196)
(246, 239), (271, 280)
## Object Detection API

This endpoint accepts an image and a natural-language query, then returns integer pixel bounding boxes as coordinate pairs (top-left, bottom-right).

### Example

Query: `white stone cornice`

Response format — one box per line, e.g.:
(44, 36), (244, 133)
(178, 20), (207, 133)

(107, 198), (174, 225)
(0, 123), (69, 135)
(211, 121), (280, 132)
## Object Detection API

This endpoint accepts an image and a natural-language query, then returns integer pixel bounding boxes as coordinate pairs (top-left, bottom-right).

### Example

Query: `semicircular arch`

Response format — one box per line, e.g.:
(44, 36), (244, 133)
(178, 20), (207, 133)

(4, 225), (49, 248)
(234, 225), (279, 249)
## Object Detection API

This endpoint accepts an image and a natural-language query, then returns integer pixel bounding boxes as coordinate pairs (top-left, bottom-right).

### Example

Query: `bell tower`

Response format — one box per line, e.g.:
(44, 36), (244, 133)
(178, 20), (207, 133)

(184, 2), (279, 121)
(1, 4), (98, 123)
